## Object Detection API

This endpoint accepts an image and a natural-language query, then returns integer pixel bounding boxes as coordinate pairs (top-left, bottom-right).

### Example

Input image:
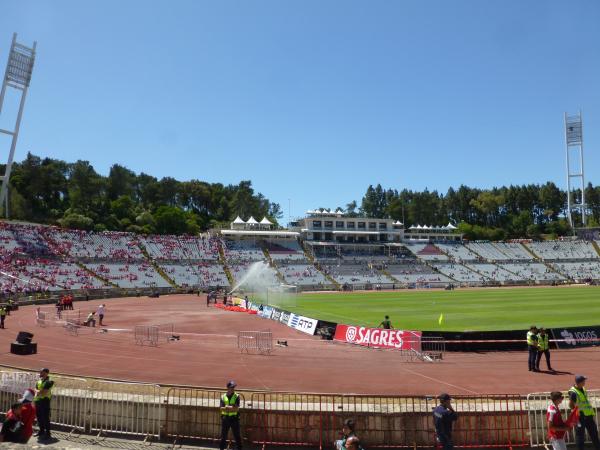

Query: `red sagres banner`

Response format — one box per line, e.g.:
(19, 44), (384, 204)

(334, 324), (422, 350)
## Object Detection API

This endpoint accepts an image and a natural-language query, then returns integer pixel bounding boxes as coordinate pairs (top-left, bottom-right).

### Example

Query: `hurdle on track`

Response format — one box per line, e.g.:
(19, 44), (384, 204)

(135, 325), (159, 346)
(238, 331), (273, 354)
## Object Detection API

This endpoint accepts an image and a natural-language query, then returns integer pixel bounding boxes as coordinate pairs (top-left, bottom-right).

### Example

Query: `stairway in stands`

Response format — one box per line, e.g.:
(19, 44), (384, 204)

(76, 262), (119, 288)
(301, 241), (340, 289)
(217, 240), (235, 287)
(260, 242), (287, 284)
(137, 242), (178, 288)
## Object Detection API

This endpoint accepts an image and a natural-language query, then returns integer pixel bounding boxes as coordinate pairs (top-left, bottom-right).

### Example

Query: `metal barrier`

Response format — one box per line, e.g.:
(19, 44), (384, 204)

(164, 387), (246, 446)
(238, 331), (273, 354)
(87, 380), (161, 439)
(64, 319), (79, 336)
(134, 325), (159, 346)
(155, 322), (174, 343)
(421, 337), (445, 361)
(528, 389), (600, 447)
(0, 368), (535, 449)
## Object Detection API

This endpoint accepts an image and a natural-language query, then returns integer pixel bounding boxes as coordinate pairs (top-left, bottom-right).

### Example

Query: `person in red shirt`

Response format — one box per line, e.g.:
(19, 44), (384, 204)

(547, 391), (578, 450)
(19, 389), (36, 443)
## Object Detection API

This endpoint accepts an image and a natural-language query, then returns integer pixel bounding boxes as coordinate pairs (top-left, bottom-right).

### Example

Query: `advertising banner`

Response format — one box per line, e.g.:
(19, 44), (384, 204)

(270, 308), (283, 322)
(259, 305), (273, 319)
(551, 327), (600, 349)
(334, 324), (422, 350)
(280, 311), (291, 325)
(288, 313), (318, 335)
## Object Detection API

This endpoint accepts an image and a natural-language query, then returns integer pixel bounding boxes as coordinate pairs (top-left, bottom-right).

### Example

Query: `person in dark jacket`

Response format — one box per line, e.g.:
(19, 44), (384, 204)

(0, 402), (24, 443)
(433, 393), (458, 450)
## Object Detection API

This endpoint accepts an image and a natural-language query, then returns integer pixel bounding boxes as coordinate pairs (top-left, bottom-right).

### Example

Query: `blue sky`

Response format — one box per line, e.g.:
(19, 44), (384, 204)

(0, 1), (599, 222)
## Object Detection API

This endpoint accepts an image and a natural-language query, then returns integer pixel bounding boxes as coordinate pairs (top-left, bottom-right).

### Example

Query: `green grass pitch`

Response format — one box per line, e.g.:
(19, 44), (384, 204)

(278, 286), (600, 331)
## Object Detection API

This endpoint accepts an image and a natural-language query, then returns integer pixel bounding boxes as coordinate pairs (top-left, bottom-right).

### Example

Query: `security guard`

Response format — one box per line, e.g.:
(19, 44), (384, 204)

(0, 306), (6, 329)
(34, 368), (54, 440)
(433, 393), (458, 450)
(220, 380), (242, 450)
(527, 325), (539, 372)
(535, 328), (553, 372)
(569, 375), (600, 450)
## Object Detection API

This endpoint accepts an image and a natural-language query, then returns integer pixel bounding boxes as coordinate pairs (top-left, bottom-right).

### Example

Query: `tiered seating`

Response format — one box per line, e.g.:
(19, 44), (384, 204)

(19, 259), (107, 290)
(527, 241), (599, 260)
(387, 262), (451, 284)
(404, 243), (449, 261)
(141, 235), (221, 261)
(46, 229), (142, 260)
(159, 263), (229, 288)
(223, 239), (265, 262)
(0, 259), (53, 294)
(463, 263), (523, 282)
(491, 243), (534, 260)
(85, 262), (170, 288)
(278, 264), (329, 286)
(266, 239), (307, 262)
(322, 264), (394, 285)
(498, 263), (565, 281)
(437, 243), (480, 261)
(432, 263), (488, 283)
(551, 262), (600, 280)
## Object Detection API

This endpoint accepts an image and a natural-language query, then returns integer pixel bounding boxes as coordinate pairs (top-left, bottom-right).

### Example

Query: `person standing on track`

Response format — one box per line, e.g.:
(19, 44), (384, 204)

(97, 304), (105, 326)
(536, 328), (553, 372)
(0, 306), (6, 329)
(527, 325), (539, 372)
(569, 375), (600, 450)
(433, 393), (458, 450)
(34, 368), (53, 441)
(379, 315), (393, 329)
(220, 380), (242, 450)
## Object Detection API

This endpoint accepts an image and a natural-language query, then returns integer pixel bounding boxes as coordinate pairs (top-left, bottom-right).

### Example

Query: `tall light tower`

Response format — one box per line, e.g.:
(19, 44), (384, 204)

(564, 111), (586, 229)
(0, 33), (36, 218)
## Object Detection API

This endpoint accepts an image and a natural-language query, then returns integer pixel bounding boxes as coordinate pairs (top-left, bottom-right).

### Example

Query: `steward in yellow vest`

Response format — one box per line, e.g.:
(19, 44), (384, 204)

(527, 325), (539, 372)
(569, 375), (600, 450)
(219, 380), (242, 450)
(34, 368), (54, 440)
(535, 328), (553, 372)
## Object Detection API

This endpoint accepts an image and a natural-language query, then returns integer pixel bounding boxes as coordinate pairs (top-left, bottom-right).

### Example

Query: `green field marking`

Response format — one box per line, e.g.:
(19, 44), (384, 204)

(276, 286), (600, 331)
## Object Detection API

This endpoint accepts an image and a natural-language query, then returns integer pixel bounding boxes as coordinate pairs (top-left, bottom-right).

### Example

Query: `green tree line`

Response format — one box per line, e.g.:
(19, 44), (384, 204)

(356, 183), (600, 240)
(4, 153), (282, 234)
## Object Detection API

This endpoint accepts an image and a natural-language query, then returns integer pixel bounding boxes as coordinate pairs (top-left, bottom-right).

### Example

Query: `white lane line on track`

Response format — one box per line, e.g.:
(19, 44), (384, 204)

(398, 366), (480, 394)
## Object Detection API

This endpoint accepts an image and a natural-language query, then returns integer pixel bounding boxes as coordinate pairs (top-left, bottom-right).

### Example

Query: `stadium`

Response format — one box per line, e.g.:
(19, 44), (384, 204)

(1, 4), (600, 450)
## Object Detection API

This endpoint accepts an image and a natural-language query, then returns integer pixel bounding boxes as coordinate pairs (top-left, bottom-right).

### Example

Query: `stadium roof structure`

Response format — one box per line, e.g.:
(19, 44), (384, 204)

(246, 216), (259, 225)
(260, 217), (272, 225)
(232, 216), (245, 224)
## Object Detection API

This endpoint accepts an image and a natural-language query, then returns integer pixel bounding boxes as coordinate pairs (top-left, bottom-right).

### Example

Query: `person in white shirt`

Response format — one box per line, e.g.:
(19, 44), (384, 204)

(97, 304), (105, 326)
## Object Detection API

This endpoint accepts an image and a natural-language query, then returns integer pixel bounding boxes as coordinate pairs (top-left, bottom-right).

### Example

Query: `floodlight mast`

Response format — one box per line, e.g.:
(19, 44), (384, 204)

(564, 111), (586, 230)
(0, 33), (36, 218)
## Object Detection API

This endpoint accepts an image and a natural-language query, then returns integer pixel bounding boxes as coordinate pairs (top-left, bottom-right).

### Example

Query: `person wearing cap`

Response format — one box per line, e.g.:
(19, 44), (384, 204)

(527, 325), (539, 372)
(547, 391), (578, 450)
(569, 375), (600, 450)
(19, 389), (36, 443)
(433, 393), (458, 450)
(536, 328), (554, 372)
(219, 380), (242, 450)
(0, 402), (24, 443)
(34, 368), (54, 440)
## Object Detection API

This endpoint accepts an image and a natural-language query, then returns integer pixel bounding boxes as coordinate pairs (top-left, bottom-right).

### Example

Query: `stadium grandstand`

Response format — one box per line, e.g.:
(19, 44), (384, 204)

(4, 208), (600, 297)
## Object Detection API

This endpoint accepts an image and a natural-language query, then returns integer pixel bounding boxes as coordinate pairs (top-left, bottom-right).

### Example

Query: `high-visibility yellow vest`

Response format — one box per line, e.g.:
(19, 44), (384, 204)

(221, 393), (239, 416)
(0, 308), (6, 317)
(537, 334), (549, 351)
(34, 378), (52, 401)
(527, 331), (537, 346)
(569, 387), (595, 416)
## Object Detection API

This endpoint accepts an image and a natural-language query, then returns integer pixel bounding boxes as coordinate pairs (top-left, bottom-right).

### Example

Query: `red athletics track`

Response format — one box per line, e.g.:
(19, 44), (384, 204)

(0, 294), (598, 395)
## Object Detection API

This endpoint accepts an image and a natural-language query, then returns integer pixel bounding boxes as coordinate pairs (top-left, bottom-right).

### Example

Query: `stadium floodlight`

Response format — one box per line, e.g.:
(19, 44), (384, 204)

(564, 111), (586, 230)
(0, 33), (36, 217)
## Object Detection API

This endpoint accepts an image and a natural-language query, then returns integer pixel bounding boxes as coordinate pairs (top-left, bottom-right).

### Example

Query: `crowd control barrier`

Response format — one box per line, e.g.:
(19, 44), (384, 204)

(0, 367), (560, 449)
